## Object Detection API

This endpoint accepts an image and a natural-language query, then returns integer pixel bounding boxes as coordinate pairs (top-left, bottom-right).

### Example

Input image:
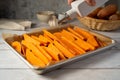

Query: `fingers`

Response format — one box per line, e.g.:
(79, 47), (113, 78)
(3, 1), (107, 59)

(85, 0), (96, 6)
(68, 0), (96, 6)
(68, 0), (75, 5)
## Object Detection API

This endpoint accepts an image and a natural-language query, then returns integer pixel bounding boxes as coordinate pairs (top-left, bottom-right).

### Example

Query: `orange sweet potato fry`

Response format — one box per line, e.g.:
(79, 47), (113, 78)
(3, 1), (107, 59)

(87, 37), (99, 48)
(11, 41), (21, 53)
(31, 35), (51, 46)
(43, 33), (53, 42)
(53, 41), (75, 58)
(23, 34), (40, 45)
(67, 27), (85, 40)
(53, 32), (62, 38)
(48, 43), (66, 60)
(31, 35), (41, 42)
(39, 35), (52, 43)
(43, 46), (59, 61)
(74, 39), (95, 51)
(36, 45), (52, 61)
(53, 32), (78, 55)
(26, 49), (46, 68)
(61, 30), (75, 41)
(74, 40), (90, 51)
(21, 40), (49, 65)
(61, 37), (86, 55)
(43, 30), (59, 41)
(43, 43), (66, 61)
(74, 26), (93, 38)
(74, 26), (99, 48)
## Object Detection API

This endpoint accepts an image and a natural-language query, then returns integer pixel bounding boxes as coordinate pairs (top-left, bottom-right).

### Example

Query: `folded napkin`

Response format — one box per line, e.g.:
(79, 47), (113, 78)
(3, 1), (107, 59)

(0, 19), (32, 30)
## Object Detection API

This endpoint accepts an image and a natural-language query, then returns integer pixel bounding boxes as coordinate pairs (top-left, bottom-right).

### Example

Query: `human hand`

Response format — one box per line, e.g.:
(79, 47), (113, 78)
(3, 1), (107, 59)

(68, 0), (75, 5)
(68, 0), (96, 6)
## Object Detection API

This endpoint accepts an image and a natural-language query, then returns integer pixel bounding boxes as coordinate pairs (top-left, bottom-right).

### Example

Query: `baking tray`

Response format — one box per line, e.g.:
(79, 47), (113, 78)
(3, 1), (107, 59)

(2, 24), (116, 74)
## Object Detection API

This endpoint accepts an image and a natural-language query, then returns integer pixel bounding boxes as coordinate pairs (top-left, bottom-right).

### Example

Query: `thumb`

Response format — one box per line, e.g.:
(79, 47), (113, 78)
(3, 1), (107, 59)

(85, 0), (96, 6)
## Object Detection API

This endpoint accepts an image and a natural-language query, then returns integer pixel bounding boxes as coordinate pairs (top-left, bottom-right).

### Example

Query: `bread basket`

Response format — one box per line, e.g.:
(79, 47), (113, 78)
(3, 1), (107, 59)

(77, 16), (120, 31)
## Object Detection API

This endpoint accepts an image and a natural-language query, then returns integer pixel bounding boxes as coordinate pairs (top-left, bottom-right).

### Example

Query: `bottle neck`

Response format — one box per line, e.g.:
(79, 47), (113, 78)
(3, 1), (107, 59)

(66, 9), (77, 19)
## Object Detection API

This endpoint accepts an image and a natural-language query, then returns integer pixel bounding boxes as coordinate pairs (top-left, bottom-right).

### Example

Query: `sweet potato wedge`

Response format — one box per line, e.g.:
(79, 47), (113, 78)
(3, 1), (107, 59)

(61, 37), (86, 55)
(39, 35), (52, 43)
(21, 40), (49, 65)
(74, 39), (95, 51)
(23, 34), (40, 45)
(53, 41), (75, 58)
(53, 32), (77, 55)
(67, 27), (85, 40)
(43, 30), (59, 41)
(48, 43), (66, 60)
(43, 46), (59, 61)
(11, 41), (21, 53)
(61, 30), (75, 41)
(26, 49), (46, 68)
(74, 26), (99, 48)
(36, 45), (52, 61)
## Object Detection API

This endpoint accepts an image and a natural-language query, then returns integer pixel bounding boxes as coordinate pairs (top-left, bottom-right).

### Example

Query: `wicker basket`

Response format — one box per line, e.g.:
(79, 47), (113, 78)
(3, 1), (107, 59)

(78, 16), (120, 31)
